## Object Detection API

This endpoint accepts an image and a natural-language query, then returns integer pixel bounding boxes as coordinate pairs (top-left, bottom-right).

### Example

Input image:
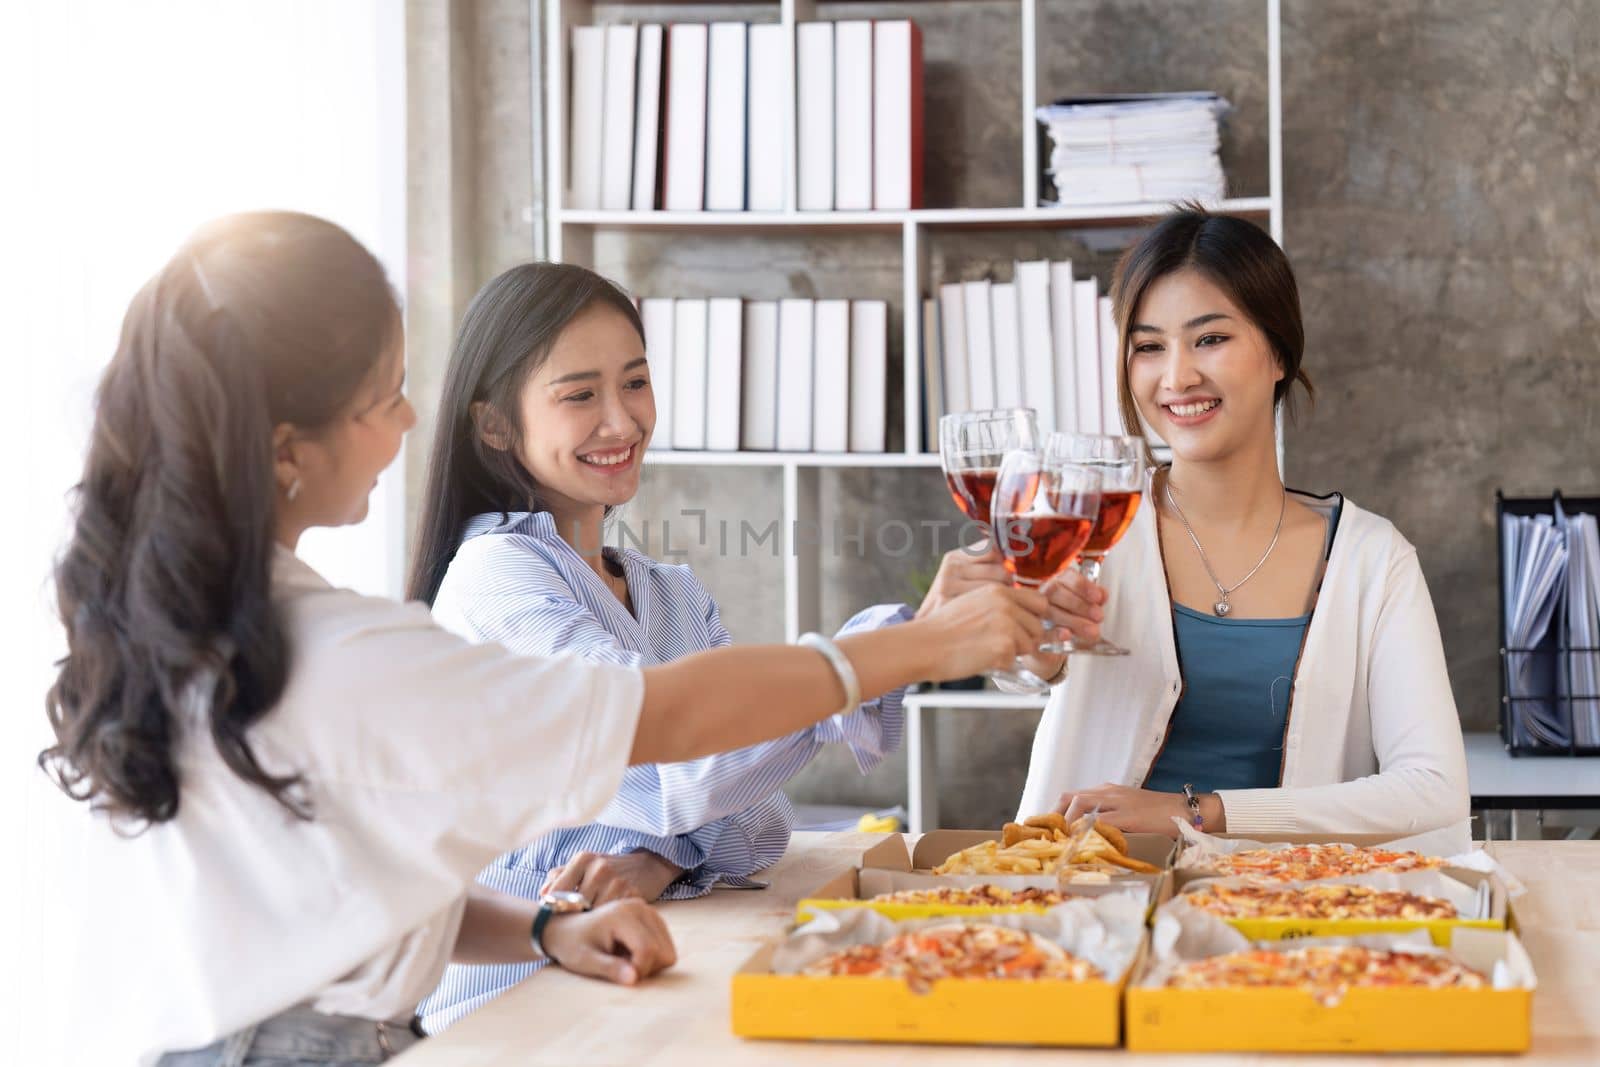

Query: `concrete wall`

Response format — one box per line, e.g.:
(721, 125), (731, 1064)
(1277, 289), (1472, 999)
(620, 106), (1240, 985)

(408, 0), (1600, 830)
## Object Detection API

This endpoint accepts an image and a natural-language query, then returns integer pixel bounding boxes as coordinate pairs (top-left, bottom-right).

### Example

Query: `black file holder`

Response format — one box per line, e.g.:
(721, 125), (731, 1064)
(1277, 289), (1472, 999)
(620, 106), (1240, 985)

(1496, 490), (1600, 756)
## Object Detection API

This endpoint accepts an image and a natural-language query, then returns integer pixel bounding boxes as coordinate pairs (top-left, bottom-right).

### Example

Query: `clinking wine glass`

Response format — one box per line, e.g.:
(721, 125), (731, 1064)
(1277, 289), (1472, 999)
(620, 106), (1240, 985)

(937, 408), (1044, 690)
(938, 409), (1040, 526)
(992, 448), (1103, 657)
(1052, 433), (1146, 655)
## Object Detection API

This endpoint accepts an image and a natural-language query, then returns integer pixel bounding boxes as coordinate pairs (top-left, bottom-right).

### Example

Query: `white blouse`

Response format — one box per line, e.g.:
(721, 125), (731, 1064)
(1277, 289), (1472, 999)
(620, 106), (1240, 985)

(74, 547), (644, 1064)
(1018, 490), (1473, 856)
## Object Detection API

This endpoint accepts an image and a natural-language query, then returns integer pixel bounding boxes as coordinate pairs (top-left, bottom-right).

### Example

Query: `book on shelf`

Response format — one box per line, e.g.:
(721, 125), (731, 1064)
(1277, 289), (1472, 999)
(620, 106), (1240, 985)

(663, 24), (708, 211)
(672, 298), (709, 449)
(833, 21), (873, 212)
(962, 279), (996, 412)
(706, 297), (744, 451)
(746, 24), (786, 212)
(776, 298), (815, 450)
(872, 20), (923, 210)
(600, 24), (638, 211)
(990, 281), (1023, 411)
(850, 300), (888, 453)
(1072, 279), (1101, 433)
(920, 296), (943, 452)
(1014, 260), (1056, 432)
(641, 298), (676, 447)
(937, 283), (969, 416)
(568, 26), (606, 210)
(704, 22), (747, 211)
(1098, 295), (1121, 435)
(631, 24), (665, 211)
(741, 300), (780, 450)
(1048, 261), (1077, 433)
(797, 22), (834, 211)
(812, 299), (851, 453)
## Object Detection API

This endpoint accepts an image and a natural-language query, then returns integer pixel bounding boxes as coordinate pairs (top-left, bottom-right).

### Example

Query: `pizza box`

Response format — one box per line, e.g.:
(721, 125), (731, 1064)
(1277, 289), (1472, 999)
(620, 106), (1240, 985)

(1168, 866), (1509, 946)
(794, 831), (1174, 924)
(1170, 830), (1512, 945)
(732, 900), (1148, 1047)
(1124, 925), (1536, 1053)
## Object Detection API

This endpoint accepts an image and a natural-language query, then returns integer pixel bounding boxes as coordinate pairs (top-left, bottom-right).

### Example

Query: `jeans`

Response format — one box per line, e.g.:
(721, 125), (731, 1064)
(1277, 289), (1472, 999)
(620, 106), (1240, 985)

(157, 1005), (425, 1066)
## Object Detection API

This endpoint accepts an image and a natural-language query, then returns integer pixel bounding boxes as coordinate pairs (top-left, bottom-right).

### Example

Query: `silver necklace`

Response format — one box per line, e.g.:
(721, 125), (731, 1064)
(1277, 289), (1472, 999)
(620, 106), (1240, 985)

(1164, 479), (1287, 617)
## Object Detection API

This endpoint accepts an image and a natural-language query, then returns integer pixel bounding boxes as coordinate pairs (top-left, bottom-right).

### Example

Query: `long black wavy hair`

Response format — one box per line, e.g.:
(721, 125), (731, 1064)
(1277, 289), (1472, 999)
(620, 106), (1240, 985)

(40, 211), (400, 828)
(406, 262), (643, 607)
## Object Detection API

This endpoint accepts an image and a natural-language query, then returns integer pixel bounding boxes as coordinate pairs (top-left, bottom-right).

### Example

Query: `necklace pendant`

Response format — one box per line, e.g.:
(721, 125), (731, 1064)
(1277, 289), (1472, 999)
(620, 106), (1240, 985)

(1213, 598), (1232, 617)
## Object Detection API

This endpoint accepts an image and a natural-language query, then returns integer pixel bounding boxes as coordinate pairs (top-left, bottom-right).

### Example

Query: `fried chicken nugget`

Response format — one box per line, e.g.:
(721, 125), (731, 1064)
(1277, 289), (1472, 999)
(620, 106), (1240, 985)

(1024, 813), (1071, 836)
(1002, 822), (1051, 847)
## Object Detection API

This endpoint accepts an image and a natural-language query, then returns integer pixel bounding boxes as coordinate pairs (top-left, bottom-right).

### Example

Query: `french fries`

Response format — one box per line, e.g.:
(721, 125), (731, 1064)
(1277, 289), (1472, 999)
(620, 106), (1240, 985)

(932, 815), (1161, 876)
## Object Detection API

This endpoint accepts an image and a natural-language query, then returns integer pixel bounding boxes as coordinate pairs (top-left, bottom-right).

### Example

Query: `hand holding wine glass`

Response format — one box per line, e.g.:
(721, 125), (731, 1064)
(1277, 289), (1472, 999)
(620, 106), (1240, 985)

(992, 443), (1102, 657)
(937, 408), (1050, 690)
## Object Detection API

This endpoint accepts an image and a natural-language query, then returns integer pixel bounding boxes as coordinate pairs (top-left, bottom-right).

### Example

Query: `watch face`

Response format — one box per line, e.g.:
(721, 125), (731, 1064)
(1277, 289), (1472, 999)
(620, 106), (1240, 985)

(541, 889), (589, 913)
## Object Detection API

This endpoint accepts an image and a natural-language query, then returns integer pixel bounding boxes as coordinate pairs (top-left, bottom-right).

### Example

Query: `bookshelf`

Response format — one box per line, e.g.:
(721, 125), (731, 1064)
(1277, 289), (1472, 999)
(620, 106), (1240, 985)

(540, 1), (1285, 678)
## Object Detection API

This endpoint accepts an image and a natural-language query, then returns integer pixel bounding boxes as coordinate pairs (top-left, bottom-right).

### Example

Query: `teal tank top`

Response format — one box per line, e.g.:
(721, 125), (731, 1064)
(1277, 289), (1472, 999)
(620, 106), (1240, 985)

(1143, 605), (1311, 794)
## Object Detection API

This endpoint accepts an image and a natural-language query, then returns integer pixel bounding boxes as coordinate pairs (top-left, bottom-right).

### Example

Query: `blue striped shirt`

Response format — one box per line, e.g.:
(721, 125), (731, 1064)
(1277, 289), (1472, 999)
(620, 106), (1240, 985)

(417, 510), (911, 1031)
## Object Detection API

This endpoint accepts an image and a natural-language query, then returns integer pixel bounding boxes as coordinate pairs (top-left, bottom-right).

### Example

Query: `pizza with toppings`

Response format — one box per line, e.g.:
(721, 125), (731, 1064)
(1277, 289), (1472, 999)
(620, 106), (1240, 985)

(1183, 882), (1458, 922)
(801, 923), (1099, 991)
(1190, 844), (1446, 883)
(1165, 946), (1484, 1005)
(871, 886), (1072, 910)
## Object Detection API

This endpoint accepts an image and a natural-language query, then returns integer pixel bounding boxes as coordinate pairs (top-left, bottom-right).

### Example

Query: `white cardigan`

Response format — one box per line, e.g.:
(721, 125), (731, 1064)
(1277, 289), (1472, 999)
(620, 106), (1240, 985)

(1018, 488), (1473, 856)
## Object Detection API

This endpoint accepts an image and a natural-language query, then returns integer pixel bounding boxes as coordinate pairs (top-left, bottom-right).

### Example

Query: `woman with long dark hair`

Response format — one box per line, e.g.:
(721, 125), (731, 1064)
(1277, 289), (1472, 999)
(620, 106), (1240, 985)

(42, 212), (1049, 1065)
(1018, 205), (1470, 853)
(406, 262), (1037, 1031)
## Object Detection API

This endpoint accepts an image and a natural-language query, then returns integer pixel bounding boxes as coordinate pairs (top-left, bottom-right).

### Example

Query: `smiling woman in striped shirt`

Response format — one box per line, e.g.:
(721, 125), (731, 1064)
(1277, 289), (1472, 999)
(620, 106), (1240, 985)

(407, 263), (1012, 1031)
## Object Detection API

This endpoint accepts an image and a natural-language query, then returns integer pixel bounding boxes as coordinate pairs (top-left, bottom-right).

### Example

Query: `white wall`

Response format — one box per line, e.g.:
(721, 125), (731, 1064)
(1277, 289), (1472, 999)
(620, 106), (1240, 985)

(0, 2), (405, 1061)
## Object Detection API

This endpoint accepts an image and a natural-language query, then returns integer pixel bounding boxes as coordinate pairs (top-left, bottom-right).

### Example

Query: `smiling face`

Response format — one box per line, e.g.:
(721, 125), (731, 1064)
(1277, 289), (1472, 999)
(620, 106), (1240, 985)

(1125, 268), (1284, 464)
(506, 301), (654, 515)
(278, 323), (415, 532)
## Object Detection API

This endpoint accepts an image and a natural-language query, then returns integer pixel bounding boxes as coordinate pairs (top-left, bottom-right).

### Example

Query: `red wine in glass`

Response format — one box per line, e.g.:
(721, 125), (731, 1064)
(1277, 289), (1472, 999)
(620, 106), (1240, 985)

(944, 467), (999, 524)
(1083, 488), (1143, 557)
(995, 513), (1094, 585)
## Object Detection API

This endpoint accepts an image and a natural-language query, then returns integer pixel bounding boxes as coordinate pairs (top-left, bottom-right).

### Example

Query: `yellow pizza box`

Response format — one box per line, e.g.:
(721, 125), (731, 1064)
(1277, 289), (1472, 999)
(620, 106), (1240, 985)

(1170, 830), (1513, 945)
(1168, 866), (1509, 946)
(731, 912), (1147, 1047)
(1123, 927), (1535, 1053)
(794, 832), (1174, 924)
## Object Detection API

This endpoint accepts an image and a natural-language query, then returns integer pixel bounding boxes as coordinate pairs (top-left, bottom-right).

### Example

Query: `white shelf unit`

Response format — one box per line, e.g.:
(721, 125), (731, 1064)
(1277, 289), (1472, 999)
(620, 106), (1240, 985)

(541, 2), (1285, 815)
(904, 688), (1047, 833)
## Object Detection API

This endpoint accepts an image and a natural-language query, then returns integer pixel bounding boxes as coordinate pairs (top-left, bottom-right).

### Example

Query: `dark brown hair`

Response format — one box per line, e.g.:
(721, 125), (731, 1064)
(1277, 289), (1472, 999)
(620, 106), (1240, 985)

(406, 262), (644, 607)
(41, 211), (400, 828)
(1111, 204), (1313, 437)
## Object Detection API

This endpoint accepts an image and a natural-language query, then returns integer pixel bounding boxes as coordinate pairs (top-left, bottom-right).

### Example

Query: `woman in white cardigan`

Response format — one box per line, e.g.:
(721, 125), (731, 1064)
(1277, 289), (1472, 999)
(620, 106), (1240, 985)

(1016, 205), (1471, 855)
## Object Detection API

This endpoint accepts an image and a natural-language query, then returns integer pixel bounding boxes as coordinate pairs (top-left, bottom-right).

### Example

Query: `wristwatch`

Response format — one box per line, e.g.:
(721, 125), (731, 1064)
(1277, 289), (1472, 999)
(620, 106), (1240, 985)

(530, 890), (589, 961)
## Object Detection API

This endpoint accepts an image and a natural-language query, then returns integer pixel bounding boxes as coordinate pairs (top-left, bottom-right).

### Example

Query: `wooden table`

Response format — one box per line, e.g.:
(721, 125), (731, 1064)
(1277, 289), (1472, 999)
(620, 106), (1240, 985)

(398, 833), (1600, 1065)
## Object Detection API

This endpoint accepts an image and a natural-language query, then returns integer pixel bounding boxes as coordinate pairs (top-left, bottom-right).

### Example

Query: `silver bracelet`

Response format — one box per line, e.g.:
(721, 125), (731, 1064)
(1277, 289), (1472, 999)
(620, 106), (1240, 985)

(797, 632), (861, 717)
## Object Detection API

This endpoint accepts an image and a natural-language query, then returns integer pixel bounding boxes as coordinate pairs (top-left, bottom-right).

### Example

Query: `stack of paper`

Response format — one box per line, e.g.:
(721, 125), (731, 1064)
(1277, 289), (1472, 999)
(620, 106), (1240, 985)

(1035, 92), (1229, 207)
(1502, 512), (1570, 748)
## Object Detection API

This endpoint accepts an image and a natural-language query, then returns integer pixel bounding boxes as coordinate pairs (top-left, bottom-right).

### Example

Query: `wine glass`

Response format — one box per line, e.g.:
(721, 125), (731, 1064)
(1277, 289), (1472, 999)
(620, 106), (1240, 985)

(938, 409), (1043, 689)
(938, 409), (1039, 529)
(1052, 433), (1146, 656)
(992, 446), (1102, 656)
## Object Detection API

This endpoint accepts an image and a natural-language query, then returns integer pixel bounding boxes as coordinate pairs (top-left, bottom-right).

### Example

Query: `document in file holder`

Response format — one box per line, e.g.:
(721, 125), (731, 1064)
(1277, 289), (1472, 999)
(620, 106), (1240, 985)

(1560, 509), (1600, 746)
(1502, 512), (1569, 747)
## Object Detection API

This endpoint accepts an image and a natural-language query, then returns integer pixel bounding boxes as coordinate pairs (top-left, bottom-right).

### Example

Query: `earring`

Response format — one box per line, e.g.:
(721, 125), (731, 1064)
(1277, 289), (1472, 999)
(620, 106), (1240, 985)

(286, 477), (302, 503)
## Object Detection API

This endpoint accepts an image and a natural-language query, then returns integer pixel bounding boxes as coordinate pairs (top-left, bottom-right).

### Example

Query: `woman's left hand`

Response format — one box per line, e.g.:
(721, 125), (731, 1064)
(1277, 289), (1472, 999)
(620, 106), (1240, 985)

(1055, 783), (1221, 837)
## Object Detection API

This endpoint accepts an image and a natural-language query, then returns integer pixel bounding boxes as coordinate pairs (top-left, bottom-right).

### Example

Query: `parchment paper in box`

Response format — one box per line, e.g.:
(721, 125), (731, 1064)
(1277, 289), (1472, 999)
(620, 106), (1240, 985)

(1164, 869), (1505, 945)
(775, 891), (1147, 982)
(1172, 821), (1525, 895)
(1141, 905), (1535, 996)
